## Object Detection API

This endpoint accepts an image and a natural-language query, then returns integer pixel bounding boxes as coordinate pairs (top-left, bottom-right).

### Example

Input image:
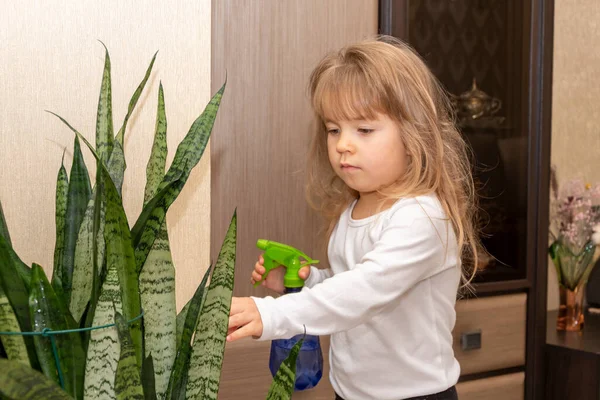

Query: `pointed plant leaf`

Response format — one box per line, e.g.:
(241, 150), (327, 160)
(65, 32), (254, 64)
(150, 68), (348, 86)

(166, 264), (211, 400)
(96, 43), (114, 163)
(0, 197), (31, 289)
(266, 338), (304, 400)
(84, 258), (121, 400)
(28, 264), (84, 399)
(61, 135), (92, 304)
(139, 82), (175, 397)
(175, 301), (190, 349)
(0, 284), (29, 366)
(185, 211), (236, 399)
(114, 310), (144, 400)
(0, 359), (73, 400)
(0, 227), (32, 289)
(107, 51), (158, 196)
(142, 355), (158, 400)
(107, 140), (126, 196)
(116, 51), (158, 146)
(0, 199), (12, 245)
(48, 112), (143, 368)
(139, 221), (175, 398)
(82, 184), (107, 345)
(0, 235), (37, 368)
(52, 155), (69, 292)
(143, 82), (167, 205)
(131, 82), (225, 271)
(70, 186), (104, 323)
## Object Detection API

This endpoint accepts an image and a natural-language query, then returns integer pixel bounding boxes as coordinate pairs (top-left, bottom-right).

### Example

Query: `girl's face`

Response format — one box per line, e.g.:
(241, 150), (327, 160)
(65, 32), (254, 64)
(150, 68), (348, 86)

(325, 112), (409, 201)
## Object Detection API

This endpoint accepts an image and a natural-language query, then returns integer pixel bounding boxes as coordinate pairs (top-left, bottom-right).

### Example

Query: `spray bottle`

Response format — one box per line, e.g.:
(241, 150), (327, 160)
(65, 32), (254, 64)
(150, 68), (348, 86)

(254, 239), (324, 391)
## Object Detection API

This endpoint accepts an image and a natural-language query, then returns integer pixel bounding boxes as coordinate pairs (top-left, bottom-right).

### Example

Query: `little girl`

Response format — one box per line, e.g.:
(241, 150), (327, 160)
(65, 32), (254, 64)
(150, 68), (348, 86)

(227, 35), (479, 400)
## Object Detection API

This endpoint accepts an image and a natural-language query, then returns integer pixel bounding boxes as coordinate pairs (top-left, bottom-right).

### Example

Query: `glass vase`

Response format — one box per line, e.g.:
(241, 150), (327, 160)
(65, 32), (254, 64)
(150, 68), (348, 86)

(549, 239), (596, 332)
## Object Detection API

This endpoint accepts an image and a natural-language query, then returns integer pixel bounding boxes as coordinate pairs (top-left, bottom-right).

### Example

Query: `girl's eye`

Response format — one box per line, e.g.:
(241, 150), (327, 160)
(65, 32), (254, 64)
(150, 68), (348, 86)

(358, 128), (374, 134)
(327, 128), (340, 135)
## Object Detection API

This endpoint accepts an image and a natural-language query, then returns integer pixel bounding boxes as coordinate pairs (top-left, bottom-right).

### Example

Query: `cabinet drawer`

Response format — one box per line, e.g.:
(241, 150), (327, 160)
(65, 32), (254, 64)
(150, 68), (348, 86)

(456, 372), (525, 400)
(453, 293), (526, 375)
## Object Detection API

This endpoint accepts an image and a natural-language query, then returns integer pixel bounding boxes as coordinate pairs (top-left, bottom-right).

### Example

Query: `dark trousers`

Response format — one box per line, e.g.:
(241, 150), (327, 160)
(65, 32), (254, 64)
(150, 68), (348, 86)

(334, 385), (458, 400)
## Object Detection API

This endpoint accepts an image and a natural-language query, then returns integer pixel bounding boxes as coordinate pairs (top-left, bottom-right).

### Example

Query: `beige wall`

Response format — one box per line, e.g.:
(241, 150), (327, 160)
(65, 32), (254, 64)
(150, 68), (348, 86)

(547, 0), (600, 309)
(0, 1), (211, 309)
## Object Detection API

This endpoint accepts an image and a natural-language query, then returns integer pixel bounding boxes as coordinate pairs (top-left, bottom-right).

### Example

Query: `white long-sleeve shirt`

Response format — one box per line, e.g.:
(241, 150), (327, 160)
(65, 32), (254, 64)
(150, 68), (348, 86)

(252, 194), (461, 399)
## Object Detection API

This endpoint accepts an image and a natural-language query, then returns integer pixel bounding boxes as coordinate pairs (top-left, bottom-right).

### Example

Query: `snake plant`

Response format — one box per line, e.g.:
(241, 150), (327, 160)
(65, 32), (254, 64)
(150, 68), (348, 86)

(0, 45), (300, 400)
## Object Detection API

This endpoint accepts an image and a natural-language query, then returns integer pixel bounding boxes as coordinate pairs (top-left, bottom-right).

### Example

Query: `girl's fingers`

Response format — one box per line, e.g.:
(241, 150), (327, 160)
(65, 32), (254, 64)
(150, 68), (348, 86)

(228, 313), (247, 330)
(255, 263), (265, 274)
(252, 270), (262, 281)
(259, 254), (264, 264)
(229, 297), (245, 315)
(299, 266), (310, 280)
(227, 322), (259, 342)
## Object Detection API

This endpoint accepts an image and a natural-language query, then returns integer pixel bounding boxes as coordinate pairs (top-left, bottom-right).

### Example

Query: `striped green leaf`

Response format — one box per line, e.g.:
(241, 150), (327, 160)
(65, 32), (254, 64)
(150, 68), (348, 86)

(82, 185), (107, 344)
(0, 199), (12, 245)
(84, 258), (121, 400)
(139, 221), (175, 398)
(131, 82), (226, 272)
(28, 264), (84, 399)
(49, 113), (143, 368)
(166, 265), (211, 400)
(266, 338), (303, 400)
(114, 310), (144, 400)
(139, 82), (176, 399)
(101, 150), (143, 366)
(70, 186), (105, 323)
(0, 199), (31, 289)
(0, 209), (32, 289)
(52, 155), (69, 293)
(142, 355), (158, 400)
(175, 301), (190, 351)
(96, 42), (114, 164)
(108, 51), (157, 196)
(144, 82), (167, 205)
(61, 136), (92, 304)
(0, 284), (29, 365)
(116, 51), (157, 146)
(107, 141), (126, 197)
(0, 359), (73, 400)
(0, 234), (37, 368)
(185, 211), (236, 399)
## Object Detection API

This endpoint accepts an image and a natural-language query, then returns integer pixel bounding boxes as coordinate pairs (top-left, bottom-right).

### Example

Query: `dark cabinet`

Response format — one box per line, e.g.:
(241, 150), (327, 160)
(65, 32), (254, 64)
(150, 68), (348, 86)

(379, 1), (554, 398)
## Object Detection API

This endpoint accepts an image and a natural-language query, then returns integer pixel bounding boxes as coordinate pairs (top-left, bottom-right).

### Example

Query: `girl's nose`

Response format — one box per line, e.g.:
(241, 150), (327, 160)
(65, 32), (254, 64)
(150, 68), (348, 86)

(336, 131), (354, 153)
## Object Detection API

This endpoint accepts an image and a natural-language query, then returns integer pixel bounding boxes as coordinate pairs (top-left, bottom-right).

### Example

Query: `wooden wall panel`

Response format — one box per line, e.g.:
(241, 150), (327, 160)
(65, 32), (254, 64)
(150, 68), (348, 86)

(211, 0), (379, 297)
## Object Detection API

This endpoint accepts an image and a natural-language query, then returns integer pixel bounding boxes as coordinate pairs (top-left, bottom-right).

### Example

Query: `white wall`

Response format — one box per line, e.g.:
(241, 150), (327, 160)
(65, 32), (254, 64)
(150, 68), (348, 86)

(0, 0), (211, 309)
(548, 0), (600, 309)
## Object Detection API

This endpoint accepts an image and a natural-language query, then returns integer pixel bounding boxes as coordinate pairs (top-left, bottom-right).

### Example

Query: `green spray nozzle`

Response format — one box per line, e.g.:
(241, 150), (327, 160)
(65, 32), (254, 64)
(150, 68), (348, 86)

(254, 239), (319, 288)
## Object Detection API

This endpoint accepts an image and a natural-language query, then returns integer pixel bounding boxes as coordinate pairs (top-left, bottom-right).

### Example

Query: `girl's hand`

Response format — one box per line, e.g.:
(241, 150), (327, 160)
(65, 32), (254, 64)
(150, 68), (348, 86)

(227, 297), (263, 342)
(251, 254), (311, 294)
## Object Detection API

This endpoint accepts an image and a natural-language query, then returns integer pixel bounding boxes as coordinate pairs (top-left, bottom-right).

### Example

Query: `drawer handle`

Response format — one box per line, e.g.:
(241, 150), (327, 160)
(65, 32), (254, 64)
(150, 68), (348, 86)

(460, 330), (482, 351)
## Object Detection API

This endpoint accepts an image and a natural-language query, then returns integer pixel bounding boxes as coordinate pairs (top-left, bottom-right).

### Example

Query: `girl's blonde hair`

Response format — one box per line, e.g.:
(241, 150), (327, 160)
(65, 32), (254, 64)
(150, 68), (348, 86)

(306, 35), (481, 287)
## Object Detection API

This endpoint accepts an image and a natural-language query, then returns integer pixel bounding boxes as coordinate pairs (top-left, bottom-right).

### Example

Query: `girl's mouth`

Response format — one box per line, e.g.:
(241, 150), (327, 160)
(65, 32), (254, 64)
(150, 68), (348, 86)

(341, 164), (360, 172)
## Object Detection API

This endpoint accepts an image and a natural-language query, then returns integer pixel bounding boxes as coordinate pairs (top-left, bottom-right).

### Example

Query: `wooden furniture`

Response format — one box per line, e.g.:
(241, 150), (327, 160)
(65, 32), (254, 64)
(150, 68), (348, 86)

(545, 310), (600, 400)
(379, 1), (555, 398)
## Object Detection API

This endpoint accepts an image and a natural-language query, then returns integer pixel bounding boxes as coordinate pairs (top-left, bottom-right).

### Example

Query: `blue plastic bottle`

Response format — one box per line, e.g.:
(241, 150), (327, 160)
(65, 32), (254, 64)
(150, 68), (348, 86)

(255, 240), (324, 391)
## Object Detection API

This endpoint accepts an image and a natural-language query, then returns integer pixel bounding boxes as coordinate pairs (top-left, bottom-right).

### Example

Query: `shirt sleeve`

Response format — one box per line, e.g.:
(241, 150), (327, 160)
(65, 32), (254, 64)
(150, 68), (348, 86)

(252, 212), (455, 341)
(303, 266), (333, 288)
